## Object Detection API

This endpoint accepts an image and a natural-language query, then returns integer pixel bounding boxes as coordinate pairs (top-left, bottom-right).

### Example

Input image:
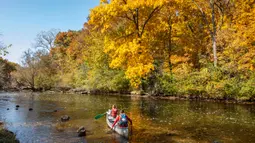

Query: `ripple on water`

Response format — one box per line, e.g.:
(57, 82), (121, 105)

(0, 92), (255, 142)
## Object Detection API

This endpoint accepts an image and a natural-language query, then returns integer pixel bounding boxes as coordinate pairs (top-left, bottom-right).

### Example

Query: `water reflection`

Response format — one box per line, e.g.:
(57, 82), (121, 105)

(0, 92), (255, 142)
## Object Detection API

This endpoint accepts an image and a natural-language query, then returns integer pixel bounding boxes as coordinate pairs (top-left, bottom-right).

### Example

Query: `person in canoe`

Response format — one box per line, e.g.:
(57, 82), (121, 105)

(112, 110), (132, 128)
(111, 104), (118, 118)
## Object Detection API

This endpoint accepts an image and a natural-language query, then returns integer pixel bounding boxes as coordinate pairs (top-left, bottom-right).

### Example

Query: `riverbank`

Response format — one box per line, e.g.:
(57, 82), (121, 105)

(1, 87), (255, 104)
(39, 88), (255, 104)
(149, 95), (255, 104)
(0, 122), (19, 143)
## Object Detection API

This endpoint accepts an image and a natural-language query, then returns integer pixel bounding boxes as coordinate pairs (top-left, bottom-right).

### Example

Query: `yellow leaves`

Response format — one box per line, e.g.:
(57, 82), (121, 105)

(101, 24), (110, 33)
(250, 65), (254, 71)
(125, 0), (168, 8)
(171, 55), (189, 65)
(221, 0), (255, 71)
(88, 0), (175, 87)
(126, 63), (154, 87)
(90, 0), (247, 88)
(104, 38), (154, 88)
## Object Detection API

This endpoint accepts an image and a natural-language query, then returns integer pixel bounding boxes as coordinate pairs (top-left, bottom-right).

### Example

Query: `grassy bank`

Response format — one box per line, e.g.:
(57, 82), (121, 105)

(0, 123), (19, 143)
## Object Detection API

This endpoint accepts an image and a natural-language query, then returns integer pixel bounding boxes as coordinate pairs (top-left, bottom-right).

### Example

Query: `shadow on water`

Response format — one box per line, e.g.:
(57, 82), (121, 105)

(0, 92), (255, 142)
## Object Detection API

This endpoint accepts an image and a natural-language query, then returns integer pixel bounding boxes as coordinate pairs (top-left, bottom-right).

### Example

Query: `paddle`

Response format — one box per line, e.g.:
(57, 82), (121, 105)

(94, 112), (106, 120)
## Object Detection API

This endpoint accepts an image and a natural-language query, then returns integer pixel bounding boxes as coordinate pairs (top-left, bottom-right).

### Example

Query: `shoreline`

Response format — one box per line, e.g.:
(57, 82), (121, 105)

(149, 95), (255, 104)
(1, 88), (254, 105)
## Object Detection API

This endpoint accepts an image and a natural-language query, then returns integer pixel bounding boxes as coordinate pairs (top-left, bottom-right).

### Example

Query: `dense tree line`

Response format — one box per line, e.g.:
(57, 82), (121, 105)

(6, 0), (255, 100)
(0, 35), (16, 89)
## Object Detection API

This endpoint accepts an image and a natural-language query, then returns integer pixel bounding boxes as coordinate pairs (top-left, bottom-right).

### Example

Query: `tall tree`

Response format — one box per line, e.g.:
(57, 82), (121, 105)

(18, 49), (40, 89)
(50, 30), (79, 75)
(89, 0), (170, 87)
(192, 0), (230, 67)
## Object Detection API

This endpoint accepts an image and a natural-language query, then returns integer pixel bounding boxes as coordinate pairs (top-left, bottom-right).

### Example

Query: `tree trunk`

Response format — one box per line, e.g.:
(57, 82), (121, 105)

(212, 36), (217, 67)
(210, 0), (217, 67)
(193, 0), (218, 67)
(167, 15), (173, 75)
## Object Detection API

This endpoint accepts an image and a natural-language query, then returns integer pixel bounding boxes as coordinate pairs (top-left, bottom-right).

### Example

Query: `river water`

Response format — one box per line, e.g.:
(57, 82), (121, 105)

(0, 92), (255, 143)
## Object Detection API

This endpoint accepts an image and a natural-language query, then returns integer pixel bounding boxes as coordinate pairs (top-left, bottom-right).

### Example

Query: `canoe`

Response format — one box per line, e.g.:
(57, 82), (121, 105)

(106, 109), (129, 138)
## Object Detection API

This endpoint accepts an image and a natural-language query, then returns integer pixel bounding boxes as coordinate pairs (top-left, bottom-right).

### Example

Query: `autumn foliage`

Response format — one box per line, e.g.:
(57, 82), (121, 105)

(8, 0), (255, 100)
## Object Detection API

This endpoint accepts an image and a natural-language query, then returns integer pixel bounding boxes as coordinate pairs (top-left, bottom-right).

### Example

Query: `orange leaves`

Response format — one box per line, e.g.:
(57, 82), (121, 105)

(55, 30), (79, 48)
(53, 30), (83, 63)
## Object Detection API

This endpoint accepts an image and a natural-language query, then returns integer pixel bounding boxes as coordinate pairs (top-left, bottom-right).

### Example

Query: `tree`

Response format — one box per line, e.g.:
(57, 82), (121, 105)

(13, 48), (58, 90)
(89, 0), (171, 87)
(192, 0), (230, 67)
(54, 30), (79, 48)
(80, 23), (130, 91)
(17, 49), (40, 89)
(0, 57), (16, 89)
(34, 29), (59, 52)
(34, 50), (58, 90)
(50, 30), (80, 77)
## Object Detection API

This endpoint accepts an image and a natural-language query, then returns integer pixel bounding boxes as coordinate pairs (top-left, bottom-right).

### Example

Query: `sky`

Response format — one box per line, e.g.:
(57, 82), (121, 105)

(0, 0), (99, 64)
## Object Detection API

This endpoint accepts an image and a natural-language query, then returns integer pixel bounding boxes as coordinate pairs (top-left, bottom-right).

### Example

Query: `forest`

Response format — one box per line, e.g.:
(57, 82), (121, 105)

(1, 0), (255, 101)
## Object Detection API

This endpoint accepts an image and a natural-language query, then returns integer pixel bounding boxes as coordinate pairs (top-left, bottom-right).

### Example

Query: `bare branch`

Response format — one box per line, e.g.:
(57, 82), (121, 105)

(140, 6), (162, 36)
(34, 29), (59, 52)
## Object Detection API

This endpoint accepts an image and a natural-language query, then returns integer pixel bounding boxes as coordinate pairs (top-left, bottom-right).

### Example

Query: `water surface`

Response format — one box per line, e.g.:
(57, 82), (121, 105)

(0, 92), (255, 143)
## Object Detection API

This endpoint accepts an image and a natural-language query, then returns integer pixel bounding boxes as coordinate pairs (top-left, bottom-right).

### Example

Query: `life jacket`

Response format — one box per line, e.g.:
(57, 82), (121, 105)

(119, 114), (128, 127)
(111, 108), (118, 118)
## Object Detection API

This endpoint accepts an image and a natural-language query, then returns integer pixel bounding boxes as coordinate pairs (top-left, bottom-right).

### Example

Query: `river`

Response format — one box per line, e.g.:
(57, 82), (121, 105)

(0, 92), (255, 143)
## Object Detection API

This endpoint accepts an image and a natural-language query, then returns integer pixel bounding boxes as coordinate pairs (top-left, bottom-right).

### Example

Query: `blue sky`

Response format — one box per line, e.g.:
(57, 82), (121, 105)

(0, 0), (99, 64)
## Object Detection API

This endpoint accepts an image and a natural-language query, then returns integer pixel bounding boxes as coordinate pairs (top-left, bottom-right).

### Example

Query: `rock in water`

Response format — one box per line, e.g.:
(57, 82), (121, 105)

(77, 126), (85, 132)
(77, 126), (86, 137)
(16, 105), (20, 108)
(61, 115), (70, 122)
(77, 126), (85, 133)
(29, 108), (33, 111)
